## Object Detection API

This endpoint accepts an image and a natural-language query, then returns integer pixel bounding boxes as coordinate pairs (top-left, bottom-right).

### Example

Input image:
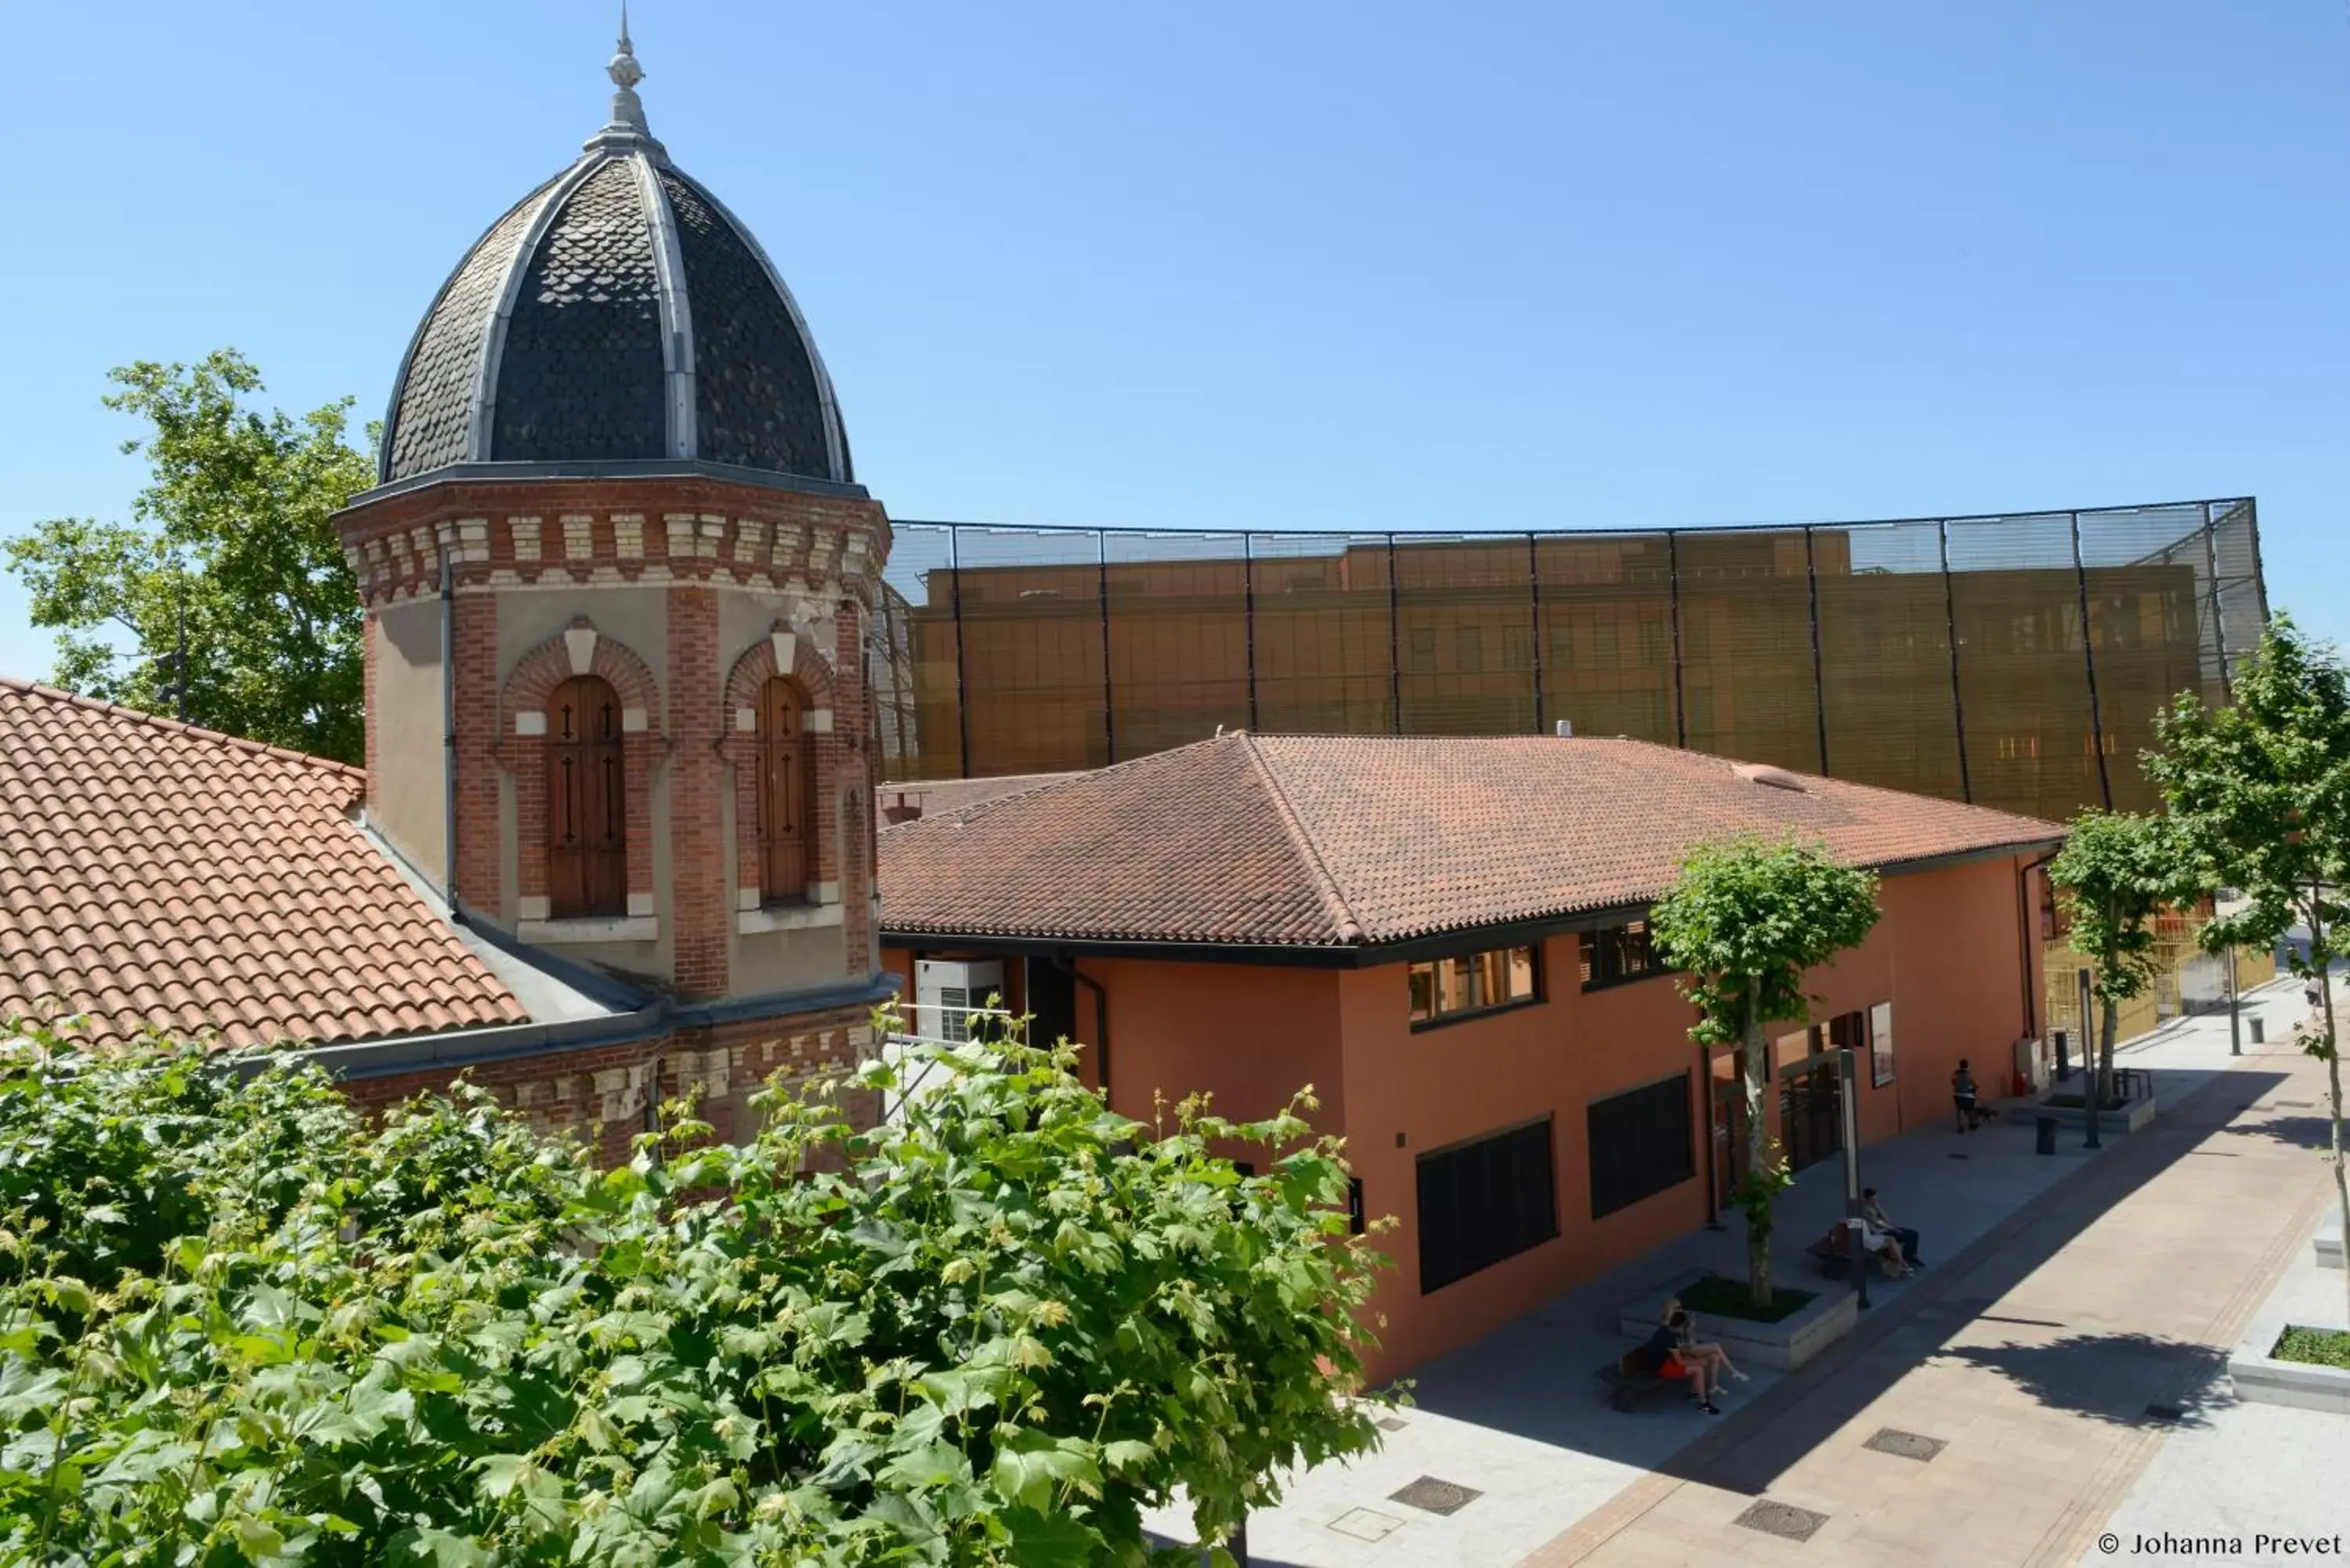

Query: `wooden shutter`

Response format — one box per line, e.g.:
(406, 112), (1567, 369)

(1415, 1118), (1559, 1294)
(547, 674), (627, 918)
(758, 678), (811, 901)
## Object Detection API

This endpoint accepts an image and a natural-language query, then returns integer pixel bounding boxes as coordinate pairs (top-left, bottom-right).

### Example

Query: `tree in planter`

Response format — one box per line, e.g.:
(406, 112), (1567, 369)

(2046, 810), (2209, 1145)
(2147, 613), (2350, 1325)
(1649, 836), (1882, 1306)
(0, 1023), (1390, 1566)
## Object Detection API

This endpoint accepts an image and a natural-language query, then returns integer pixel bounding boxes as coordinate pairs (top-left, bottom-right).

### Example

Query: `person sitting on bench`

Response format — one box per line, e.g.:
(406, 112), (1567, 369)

(1640, 1315), (1719, 1414)
(1862, 1187), (1921, 1269)
(1670, 1307), (1748, 1388)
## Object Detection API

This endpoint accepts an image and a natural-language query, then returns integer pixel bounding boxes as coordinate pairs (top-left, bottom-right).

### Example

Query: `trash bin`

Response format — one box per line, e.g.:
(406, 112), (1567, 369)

(2251, 1017), (2265, 1045)
(2036, 1115), (2059, 1156)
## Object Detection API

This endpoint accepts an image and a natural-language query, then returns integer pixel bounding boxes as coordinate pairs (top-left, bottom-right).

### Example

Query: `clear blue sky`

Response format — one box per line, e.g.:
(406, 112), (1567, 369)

(5, 0), (2345, 682)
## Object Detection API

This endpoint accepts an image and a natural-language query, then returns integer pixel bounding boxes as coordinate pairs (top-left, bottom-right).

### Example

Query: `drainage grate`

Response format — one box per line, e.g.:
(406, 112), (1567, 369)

(1389, 1476), (1482, 1516)
(1734, 1500), (1830, 1542)
(1863, 1427), (1947, 1461)
(2145, 1403), (2186, 1423)
(1376, 1416), (1409, 1432)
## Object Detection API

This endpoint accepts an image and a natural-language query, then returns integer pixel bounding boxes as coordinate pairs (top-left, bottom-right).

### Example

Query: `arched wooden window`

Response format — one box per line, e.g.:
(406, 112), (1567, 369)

(757, 677), (812, 902)
(547, 674), (627, 918)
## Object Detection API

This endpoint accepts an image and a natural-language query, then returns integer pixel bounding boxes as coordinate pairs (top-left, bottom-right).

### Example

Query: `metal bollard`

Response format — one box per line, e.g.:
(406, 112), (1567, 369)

(2036, 1115), (2059, 1156)
(2251, 1017), (2265, 1046)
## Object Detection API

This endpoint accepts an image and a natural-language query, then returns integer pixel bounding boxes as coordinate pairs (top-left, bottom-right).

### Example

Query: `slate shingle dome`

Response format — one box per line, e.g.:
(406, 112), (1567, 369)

(378, 23), (851, 487)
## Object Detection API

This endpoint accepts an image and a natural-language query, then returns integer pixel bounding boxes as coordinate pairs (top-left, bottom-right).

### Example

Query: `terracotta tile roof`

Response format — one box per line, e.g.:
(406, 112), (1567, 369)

(879, 733), (2066, 949)
(874, 773), (1079, 833)
(0, 678), (527, 1050)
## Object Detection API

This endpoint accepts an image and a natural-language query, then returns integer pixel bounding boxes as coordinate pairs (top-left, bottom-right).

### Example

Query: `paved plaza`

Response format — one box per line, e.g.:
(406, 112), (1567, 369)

(1150, 976), (2342, 1566)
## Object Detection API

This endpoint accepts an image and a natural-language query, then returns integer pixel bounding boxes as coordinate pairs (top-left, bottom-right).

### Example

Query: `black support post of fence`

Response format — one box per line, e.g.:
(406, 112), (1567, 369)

(2200, 502), (2232, 706)
(949, 523), (971, 779)
(1242, 532), (1260, 732)
(2250, 498), (2272, 623)
(1940, 520), (1973, 804)
(1097, 529), (1115, 764)
(1804, 525), (1830, 775)
(2070, 511), (2115, 809)
(1528, 532), (1546, 735)
(1386, 534), (1403, 734)
(1666, 530), (1688, 748)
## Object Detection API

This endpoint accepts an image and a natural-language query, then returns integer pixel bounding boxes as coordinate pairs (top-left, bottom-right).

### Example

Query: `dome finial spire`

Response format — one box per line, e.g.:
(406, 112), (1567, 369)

(604, 2), (649, 137)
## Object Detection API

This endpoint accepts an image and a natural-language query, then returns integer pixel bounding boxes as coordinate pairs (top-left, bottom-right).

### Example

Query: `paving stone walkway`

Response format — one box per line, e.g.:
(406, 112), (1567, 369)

(1144, 981), (2319, 1566)
(1519, 994), (2333, 1568)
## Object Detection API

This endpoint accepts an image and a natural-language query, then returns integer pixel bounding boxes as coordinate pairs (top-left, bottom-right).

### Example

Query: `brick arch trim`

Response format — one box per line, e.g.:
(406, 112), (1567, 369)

(497, 620), (666, 916)
(500, 622), (666, 742)
(721, 626), (842, 907)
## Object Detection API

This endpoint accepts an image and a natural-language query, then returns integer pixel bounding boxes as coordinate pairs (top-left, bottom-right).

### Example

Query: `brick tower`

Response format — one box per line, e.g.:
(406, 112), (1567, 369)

(331, 21), (891, 1144)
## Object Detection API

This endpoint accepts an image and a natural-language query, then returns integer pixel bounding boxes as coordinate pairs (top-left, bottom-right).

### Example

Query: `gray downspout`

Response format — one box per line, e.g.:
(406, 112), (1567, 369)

(442, 541), (463, 927)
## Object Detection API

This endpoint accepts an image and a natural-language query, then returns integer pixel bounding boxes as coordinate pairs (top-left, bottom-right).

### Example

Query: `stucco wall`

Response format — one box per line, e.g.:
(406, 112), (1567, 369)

(370, 601), (448, 880)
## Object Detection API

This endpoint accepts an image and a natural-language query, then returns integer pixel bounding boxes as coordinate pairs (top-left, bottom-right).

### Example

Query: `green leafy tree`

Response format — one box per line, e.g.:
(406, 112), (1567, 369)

(2046, 810), (2209, 1144)
(0, 1022), (1388, 1565)
(1649, 836), (1882, 1306)
(5, 351), (373, 761)
(2148, 613), (2350, 1324)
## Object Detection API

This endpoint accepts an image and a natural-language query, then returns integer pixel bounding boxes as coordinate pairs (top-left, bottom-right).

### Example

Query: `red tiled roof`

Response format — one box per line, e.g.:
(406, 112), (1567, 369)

(0, 679), (527, 1050)
(878, 733), (2066, 949)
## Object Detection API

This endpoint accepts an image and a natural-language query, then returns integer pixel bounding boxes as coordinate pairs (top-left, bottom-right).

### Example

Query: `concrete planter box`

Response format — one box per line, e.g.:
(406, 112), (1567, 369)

(2317, 1217), (2341, 1270)
(2034, 1089), (2157, 1136)
(1617, 1266), (1860, 1373)
(2230, 1328), (2350, 1412)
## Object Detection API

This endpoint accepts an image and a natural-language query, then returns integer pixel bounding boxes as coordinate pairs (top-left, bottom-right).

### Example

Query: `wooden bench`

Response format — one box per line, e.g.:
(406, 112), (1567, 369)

(1594, 1349), (1679, 1411)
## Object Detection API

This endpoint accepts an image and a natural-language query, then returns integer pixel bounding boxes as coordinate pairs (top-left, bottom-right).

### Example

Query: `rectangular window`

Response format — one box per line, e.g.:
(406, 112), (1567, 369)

(1416, 1118), (1558, 1293)
(1578, 920), (1663, 990)
(1871, 1000), (1894, 1086)
(1408, 944), (1539, 1026)
(1588, 1072), (1694, 1219)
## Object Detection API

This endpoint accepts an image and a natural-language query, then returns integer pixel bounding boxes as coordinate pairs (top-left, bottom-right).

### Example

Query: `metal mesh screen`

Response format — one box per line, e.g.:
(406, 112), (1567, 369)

(1533, 533), (1677, 744)
(1816, 520), (1963, 800)
(1249, 533), (1397, 735)
(1675, 529), (1821, 773)
(880, 499), (2262, 821)
(1395, 536), (1538, 735)
(1103, 531), (1249, 760)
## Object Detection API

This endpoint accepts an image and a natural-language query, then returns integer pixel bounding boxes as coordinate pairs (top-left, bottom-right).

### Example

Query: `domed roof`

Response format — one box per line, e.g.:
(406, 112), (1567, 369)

(378, 23), (851, 488)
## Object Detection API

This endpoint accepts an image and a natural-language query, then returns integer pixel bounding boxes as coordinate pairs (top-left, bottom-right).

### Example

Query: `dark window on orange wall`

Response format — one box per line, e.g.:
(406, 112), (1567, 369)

(1417, 1117), (1556, 1293)
(1588, 1071), (1694, 1218)
(757, 677), (812, 902)
(1408, 945), (1538, 1027)
(1579, 920), (1663, 990)
(546, 674), (626, 919)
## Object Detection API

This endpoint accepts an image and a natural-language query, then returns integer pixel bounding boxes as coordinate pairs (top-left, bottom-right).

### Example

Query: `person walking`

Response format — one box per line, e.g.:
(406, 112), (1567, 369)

(1951, 1059), (1979, 1133)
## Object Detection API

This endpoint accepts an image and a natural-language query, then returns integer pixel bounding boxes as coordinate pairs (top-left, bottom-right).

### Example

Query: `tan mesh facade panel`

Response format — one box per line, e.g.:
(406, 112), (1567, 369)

(872, 501), (2265, 820)
(1534, 534), (1677, 744)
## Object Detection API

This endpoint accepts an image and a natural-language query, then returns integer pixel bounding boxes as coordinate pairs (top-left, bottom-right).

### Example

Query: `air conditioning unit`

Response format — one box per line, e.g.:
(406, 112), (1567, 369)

(913, 959), (1004, 1043)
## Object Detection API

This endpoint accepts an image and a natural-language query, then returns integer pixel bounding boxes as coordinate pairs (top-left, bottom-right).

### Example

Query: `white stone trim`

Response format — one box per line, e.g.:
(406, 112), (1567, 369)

(519, 895), (551, 920)
(511, 516), (542, 561)
(735, 706), (757, 732)
(806, 707), (833, 734)
(813, 880), (841, 905)
(770, 630), (797, 674)
(562, 515), (594, 561)
(627, 891), (655, 917)
(564, 625), (598, 676)
(631, 150), (700, 462)
(737, 901), (844, 935)
(515, 711), (548, 737)
(621, 706), (649, 733)
(519, 914), (660, 945)
(736, 887), (763, 911)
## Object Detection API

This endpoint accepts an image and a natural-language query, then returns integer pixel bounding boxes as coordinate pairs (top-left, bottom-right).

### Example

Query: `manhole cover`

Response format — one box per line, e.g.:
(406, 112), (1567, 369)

(1389, 1476), (1481, 1516)
(2146, 1403), (2186, 1423)
(1734, 1499), (1829, 1542)
(1863, 1427), (1946, 1461)
(1376, 1416), (1409, 1432)
(1328, 1507), (1402, 1542)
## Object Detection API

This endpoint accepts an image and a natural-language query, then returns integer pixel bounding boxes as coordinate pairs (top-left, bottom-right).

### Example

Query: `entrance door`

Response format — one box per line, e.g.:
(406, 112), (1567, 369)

(1778, 1057), (1845, 1175)
(546, 674), (626, 919)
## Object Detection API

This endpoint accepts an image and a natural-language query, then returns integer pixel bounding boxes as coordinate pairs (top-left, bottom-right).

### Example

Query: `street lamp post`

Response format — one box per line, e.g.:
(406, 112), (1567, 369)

(2228, 944), (2243, 1058)
(1838, 1045), (1868, 1312)
(2079, 969), (2102, 1151)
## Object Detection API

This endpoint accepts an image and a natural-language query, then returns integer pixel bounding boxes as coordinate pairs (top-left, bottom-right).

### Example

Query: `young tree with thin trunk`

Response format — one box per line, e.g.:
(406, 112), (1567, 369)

(1650, 836), (1881, 1306)
(2147, 614), (2350, 1325)
(2046, 811), (2209, 1145)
